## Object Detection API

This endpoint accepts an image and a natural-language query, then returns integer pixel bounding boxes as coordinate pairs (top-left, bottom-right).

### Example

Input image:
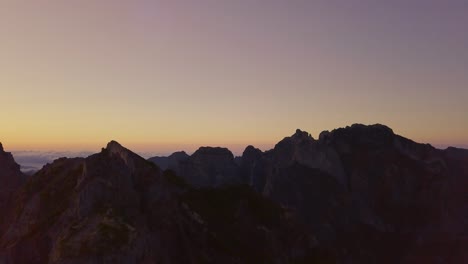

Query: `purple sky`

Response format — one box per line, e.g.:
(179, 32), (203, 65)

(0, 0), (467, 153)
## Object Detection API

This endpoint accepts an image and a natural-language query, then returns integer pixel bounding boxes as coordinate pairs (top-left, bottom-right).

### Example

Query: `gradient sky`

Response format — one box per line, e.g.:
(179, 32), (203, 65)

(1, 0), (467, 155)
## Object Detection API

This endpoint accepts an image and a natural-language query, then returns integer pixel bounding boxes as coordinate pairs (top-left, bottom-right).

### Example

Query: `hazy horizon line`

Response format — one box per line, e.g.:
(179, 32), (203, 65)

(6, 137), (468, 156)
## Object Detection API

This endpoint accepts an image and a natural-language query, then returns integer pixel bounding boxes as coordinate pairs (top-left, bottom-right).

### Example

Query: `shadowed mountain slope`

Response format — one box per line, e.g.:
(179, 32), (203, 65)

(0, 143), (26, 236)
(150, 124), (468, 263)
(0, 141), (308, 264)
(1, 124), (468, 263)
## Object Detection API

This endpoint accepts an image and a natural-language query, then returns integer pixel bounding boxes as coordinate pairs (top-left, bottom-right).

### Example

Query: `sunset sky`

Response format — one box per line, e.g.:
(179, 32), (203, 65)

(1, 0), (467, 155)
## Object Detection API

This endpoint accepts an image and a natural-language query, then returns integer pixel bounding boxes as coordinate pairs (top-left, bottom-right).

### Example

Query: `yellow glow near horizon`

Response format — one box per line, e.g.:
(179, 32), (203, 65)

(1, 1), (467, 153)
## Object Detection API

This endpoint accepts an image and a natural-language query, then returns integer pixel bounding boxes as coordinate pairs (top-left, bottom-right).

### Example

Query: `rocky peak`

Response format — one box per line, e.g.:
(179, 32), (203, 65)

(192, 147), (234, 161)
(275, 129), (315, 151)
(321, 123), (396, 149)
(350, 123), (394, 135)
(335, 123), (394, 135)
(292, 129), (313, 140)
(104, 140), (144, 170)
(105, 140), (135, 160)
(318, 130), (331, 142)
(271, 129), (346, 184)
(1, 143), (302, 264)
(2, 124), (468, 263)
(242, 145), (263, 161)
(0, 142), (26, 232)
(0, 144), (21, 173)
(276, 129), (315, 149)
(106, 140), (127, 154)
(353, 123), (392, 131)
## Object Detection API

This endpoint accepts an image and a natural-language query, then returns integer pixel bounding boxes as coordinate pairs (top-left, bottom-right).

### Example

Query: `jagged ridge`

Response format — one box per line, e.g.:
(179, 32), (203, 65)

(1, 124), (468, 263)
(0, 140), (307, 263)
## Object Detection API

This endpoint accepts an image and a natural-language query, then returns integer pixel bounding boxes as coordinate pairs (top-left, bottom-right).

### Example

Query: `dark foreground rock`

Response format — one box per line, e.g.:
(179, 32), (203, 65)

(0, 142), (310, 264)
(151, 124), (468, 263)
(0, 143), (26, 236)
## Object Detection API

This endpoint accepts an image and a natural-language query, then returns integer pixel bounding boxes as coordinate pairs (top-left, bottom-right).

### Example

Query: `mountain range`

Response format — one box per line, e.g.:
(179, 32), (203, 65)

(1, 124), (467, 263)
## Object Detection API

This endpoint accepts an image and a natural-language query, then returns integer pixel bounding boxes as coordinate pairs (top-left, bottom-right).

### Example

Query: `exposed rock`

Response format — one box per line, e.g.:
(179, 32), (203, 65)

(0, 141), (306, 264)
(238, 124), (468, 263)
(0, 143), (26, 235)
(312, 124), (468, 262)
(270, 129), (346, 185)
(1, 124), (468, 263)
(242, 145), (263, 161)
(0, 143), (25, 197)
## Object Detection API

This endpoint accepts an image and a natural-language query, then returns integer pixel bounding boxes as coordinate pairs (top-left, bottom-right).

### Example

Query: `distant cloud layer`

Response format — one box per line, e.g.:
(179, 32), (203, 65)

(11, 150), (158, 173)
(12, 151), (93, 172)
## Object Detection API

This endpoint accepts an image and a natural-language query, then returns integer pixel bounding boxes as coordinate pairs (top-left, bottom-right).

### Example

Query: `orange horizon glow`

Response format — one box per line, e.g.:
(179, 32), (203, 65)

(2, 124), (466, 156)
(1, 1), (467, 153)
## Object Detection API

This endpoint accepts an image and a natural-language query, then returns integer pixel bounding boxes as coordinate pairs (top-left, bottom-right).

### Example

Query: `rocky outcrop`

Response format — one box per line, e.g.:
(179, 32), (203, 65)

(0, 141), (308, 264)
(2, 124), (467, 263)
(239, 124), (468, 263)
(143, 125), (468, 262)
(0, 143), (26, 235)
(269, 129), (346, 185)
(159, 129), (346, 189)
(0, 143), (26, 202)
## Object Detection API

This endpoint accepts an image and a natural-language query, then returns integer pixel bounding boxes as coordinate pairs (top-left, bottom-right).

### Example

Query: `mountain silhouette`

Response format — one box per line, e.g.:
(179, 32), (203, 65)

(0, 140), (304, 263)
(1, 124), (468, 263)
(0, 143), (27, 238)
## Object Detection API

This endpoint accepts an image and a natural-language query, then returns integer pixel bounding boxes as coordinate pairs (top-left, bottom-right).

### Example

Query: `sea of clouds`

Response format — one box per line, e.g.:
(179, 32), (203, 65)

(12, 151), (94, 173)
(11, 150), (161, 174)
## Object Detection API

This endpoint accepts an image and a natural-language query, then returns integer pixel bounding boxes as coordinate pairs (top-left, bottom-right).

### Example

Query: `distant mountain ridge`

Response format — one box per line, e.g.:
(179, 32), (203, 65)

(1, 123), (468, 263)
(147, 151), (189, 171)
(148, 123), (468, 263)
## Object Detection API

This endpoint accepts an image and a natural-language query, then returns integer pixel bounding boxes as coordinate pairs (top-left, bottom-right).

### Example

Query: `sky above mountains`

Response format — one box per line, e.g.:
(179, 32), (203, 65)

(1, 0), (467, 152)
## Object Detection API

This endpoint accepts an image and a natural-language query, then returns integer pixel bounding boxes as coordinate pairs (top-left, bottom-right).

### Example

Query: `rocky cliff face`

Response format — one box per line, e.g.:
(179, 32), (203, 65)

(241, 124), (468, 263)
(0, 143), (26, 204)
(0, 143), (26, 236)
(2, 124), (468, 263)
(0, 142), (308, 264)
(153, 124), (468, 263)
